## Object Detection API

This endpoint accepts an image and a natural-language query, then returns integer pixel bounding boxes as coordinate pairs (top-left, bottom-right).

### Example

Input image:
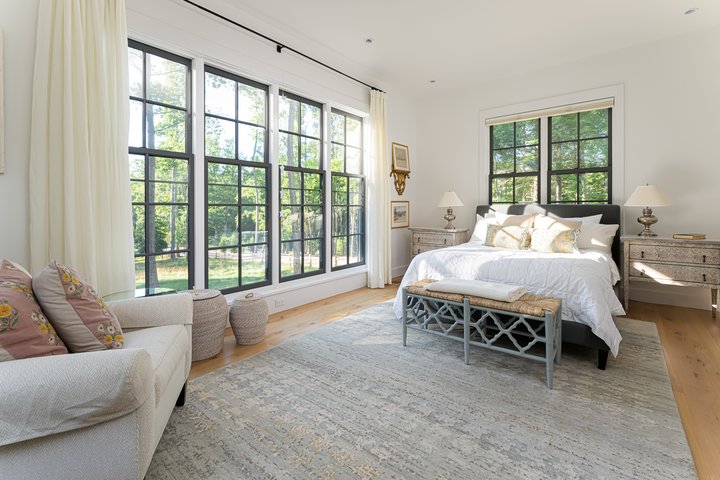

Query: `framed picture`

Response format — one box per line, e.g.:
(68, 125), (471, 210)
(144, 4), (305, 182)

(391, 142), (410, 172)
(391, 201), (410, 229)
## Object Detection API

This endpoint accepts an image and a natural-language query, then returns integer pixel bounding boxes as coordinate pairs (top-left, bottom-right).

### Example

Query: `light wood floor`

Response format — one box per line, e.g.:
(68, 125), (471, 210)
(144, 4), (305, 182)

(190, 285), (720, 479)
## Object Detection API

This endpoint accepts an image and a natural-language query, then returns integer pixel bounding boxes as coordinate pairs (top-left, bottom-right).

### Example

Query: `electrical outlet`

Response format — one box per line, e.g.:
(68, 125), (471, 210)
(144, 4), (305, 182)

(274, 299), (285, 308)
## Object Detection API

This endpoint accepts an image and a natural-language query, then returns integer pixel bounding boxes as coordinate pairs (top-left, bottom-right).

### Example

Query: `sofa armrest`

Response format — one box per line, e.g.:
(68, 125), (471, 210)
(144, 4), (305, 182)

(0, 348), (153, 446)
(109, 293), (193, 330)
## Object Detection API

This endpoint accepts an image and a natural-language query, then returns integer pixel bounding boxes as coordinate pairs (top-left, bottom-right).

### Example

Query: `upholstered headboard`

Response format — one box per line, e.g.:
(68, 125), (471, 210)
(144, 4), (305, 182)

(475, 204), (622, 267)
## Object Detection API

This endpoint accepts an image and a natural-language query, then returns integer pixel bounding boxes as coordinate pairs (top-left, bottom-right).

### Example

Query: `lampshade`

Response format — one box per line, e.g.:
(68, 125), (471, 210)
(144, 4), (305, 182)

(624, 185), (670, 207)
(437, 191), (463, 208)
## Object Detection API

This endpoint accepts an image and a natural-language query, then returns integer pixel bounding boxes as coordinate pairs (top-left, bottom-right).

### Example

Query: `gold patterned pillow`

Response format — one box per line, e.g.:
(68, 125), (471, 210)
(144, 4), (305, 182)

(530, 228), (580, 253)
(485, 224), (531, 250)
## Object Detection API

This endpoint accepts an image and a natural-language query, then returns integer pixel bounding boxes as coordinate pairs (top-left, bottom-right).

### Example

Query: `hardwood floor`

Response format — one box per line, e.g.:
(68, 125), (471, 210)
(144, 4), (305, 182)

(190, 287), (720, 479)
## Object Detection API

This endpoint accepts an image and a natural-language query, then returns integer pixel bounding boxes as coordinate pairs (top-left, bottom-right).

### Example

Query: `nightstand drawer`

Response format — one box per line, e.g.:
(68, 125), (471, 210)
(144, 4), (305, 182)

(629, 261), (720, 284)
(412, 244), (444, 256)
(412, 232), (452, 246)
(628, 244), (720, 265)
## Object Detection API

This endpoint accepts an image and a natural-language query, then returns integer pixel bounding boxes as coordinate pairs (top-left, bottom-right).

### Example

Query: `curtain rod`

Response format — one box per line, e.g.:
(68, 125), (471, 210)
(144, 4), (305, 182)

(181, 0), (384, 93)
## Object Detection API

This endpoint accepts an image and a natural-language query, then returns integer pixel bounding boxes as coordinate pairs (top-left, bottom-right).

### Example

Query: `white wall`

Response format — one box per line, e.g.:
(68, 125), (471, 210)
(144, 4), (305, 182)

(0, 0), (40, 266)
(411, 26), (720, 311)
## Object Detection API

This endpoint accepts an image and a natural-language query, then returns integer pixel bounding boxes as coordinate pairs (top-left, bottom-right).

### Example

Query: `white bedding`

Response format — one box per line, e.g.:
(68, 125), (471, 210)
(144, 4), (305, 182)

(393, 241), (625, 356)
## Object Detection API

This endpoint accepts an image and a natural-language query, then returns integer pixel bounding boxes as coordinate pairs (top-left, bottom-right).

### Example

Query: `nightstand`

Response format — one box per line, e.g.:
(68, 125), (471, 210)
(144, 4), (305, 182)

(409, 227), (467, 259)
(621, 236), (719, 318)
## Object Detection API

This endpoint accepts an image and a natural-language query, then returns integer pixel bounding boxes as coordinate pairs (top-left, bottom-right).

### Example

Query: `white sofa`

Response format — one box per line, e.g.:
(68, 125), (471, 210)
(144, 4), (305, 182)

(0, 293), (193, 480)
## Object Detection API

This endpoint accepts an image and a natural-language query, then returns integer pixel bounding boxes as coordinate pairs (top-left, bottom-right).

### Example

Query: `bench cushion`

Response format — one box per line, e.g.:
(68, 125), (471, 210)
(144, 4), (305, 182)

(407, 279), (560, 317)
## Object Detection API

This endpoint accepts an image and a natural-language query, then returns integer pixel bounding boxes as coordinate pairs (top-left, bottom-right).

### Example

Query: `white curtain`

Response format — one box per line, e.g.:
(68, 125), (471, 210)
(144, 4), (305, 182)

(366, 90), (392, 288)
(29, 0), (134, 295)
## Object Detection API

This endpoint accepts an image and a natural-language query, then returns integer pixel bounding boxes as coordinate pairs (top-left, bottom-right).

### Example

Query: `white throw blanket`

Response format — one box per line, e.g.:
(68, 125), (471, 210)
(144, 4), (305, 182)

(425, 278), (527, 302)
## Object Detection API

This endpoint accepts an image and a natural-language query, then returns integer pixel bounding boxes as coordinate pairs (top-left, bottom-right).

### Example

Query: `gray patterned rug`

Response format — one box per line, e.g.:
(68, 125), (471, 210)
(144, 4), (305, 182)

(147, 302), (695, 480)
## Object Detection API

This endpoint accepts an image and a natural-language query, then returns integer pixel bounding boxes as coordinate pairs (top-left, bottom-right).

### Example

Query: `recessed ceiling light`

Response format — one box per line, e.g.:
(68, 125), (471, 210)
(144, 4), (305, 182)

(684, 8), (699, 15)
(365, 38), (374, 44)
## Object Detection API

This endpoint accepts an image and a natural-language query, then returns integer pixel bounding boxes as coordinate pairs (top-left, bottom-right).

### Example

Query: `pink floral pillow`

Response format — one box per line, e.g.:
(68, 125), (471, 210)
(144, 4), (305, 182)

(33, 262), (124, 352)
(0, 259), (68, 361)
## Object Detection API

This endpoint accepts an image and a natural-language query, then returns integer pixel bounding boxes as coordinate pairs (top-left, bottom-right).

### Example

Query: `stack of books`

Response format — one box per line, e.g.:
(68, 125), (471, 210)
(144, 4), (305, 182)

(672, 233), (706, 240)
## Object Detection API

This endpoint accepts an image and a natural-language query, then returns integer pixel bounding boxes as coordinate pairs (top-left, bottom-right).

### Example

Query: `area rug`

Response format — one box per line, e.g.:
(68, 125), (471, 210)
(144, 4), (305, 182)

(146, 302), (696, 480)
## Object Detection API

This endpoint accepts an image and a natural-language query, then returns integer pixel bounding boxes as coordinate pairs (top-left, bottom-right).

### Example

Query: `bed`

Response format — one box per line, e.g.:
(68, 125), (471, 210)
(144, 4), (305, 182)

(393, 204), (625, 369)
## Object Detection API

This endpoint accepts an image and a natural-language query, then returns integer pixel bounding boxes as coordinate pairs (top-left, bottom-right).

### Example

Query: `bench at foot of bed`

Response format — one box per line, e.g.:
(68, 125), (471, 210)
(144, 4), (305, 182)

(402, 279), (562, 389)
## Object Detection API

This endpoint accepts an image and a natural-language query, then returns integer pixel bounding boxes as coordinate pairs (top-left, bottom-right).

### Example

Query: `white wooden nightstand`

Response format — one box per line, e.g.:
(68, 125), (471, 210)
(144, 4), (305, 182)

(409, 227), (468, 259)
(621, 235), (719, 318)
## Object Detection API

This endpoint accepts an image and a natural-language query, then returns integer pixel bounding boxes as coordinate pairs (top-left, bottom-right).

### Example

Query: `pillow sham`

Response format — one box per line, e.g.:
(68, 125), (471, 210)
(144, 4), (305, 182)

(533, 215), (582, 232)
(530, 228), (579, 253)
(485, 224), (531, 250)
(493, 212), (534, 227)
(0, 259), (68, 362)
(33, 262), (124, 352)
(577, 223), (619, 253)
(470, 214), (499, 242)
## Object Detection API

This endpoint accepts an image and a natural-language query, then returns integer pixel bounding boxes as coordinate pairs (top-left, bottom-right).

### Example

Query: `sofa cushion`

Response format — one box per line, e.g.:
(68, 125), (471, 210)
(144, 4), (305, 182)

(0, 259), (68, 361)
(33, 261), (124, 352)
(122, 324), (189, 404)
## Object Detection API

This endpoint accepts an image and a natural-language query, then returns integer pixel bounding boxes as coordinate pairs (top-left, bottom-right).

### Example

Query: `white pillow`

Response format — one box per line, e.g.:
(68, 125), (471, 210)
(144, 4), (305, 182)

(493, 212), (534, 227)
(533, 215), (582, 232)
(534, 213), (602, 226)
(470, 214), (498, 243)
(577, 223), (619, 252)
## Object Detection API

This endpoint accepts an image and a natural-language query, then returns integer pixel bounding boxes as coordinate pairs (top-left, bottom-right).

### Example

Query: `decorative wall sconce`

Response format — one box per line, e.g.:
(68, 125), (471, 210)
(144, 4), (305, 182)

(391, 142), (410, 195)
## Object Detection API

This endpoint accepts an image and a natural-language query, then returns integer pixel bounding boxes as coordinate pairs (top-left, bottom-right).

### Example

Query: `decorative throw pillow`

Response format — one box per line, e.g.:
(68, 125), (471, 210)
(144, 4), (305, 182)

(33, 262), (124, 352)
(0, 259), (68, 362)
(485, 224), (530, 250)
(530, 228), (580, 253)
(577, 223), (619, 253)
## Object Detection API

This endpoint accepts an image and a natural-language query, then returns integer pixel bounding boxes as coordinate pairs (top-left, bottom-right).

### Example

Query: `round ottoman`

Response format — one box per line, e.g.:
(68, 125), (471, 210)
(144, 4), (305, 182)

(230, 293), (269, 345)
(184, 289), (228, 361)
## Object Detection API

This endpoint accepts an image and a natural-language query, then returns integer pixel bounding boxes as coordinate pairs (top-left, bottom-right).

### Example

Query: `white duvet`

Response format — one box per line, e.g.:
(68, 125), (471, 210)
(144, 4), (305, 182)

(393, 242), (625, 356)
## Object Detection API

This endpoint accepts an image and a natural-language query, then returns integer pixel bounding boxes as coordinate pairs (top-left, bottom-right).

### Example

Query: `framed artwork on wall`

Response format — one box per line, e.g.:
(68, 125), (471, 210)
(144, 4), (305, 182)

(391, 142), (410, 172)
(391, 201), (410, 228)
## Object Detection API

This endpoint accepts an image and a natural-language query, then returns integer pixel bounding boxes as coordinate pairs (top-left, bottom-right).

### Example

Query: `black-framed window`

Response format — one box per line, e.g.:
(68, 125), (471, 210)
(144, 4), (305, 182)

(128, 40), (193, 294)
(278, 91), (324, 281)
(489, 119), (540, 204)
(548, 108), (612, 204)
(330, 109), (365, 270)
(204, 66), (271, 292)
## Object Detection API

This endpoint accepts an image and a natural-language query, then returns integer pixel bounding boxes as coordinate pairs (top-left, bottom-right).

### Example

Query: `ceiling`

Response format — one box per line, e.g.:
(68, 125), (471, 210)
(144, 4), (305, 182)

(208, 0), (720, 95)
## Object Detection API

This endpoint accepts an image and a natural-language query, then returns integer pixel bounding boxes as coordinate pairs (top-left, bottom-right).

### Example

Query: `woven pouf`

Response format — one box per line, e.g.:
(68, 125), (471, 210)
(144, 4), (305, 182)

(185, 289), (228, 361)
(230, 293), (269, 345)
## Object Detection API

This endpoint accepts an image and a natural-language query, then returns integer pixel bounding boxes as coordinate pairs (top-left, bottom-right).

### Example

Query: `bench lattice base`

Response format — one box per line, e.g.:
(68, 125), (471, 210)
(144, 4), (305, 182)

(402, 288), (562, 388)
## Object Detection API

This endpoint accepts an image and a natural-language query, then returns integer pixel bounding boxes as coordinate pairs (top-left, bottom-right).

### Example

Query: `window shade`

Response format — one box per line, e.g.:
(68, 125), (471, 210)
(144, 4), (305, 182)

(485, 98), (614, 126)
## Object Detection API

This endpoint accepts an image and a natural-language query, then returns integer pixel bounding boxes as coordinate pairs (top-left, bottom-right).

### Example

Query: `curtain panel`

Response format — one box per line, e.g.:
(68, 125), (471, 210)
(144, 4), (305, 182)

(29, 0), (134, 295)
(366, 90), (391, 288)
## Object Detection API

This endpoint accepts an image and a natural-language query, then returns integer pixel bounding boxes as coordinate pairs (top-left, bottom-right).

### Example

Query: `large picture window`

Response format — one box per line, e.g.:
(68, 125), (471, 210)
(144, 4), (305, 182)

(489, 119), (540, 204)
(548, 108), (611, 204)
(128, 40), (192, 294)
(278, 92), (324, 280)
(330, 109), (365, 269)
(204, 66), (270, 292)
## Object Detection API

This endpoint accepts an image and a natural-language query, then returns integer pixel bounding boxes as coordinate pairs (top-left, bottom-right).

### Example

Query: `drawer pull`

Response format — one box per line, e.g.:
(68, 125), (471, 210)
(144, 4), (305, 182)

(641, 251), (644, 259)
(703, 255), (707, 263)
(703, 274), (707, 282)
(640, 269), (645, 277)
(417, 248), (420, 255)
(444, 238), (447, 245)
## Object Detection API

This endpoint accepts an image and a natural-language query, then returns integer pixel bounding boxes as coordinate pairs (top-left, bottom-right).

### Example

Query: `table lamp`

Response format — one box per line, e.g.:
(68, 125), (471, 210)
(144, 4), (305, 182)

(437, 191), (463, 230)
(624, 184), (670, 237)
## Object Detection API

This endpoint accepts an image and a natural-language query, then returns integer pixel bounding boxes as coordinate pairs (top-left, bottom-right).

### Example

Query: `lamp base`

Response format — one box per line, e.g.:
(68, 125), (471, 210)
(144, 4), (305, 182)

(443, 208), (456, 230)
(637, 207), (658, 237)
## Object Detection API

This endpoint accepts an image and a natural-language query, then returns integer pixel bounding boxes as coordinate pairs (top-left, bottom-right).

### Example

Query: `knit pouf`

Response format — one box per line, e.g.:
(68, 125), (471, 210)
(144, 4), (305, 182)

(185, 289), (228, 361)
(230, 293), (269, 345)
